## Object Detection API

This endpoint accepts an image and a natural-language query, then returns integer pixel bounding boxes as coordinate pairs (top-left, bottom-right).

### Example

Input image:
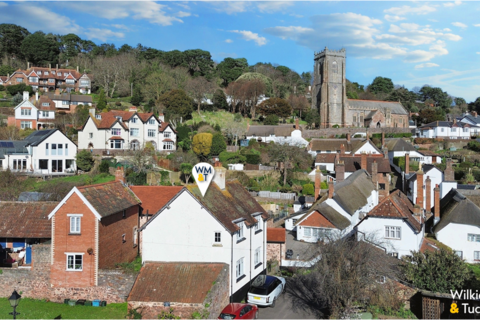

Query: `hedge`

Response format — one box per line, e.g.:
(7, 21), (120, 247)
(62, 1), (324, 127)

(372, 133), (412, 139)
(246, 153), (261, 165)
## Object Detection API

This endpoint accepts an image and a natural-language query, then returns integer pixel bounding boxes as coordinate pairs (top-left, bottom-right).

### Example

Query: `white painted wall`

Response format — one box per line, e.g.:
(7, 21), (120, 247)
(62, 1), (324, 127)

(440, 181), (458, 199)
(354, 142), (381, 155)
(33, 130), (77, 173)
(418, 126), (479, 139)
(14, 100), (38, 121)
(228, 164), (244, 171)
(389, 150), (438, 166)
(436, 223), (480, 263)
(409, 168), (443, 211)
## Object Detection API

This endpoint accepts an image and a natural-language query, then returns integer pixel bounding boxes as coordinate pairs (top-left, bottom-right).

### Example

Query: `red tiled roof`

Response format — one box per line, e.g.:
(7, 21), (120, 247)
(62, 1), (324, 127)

(298, 211), (336, 228)
(80, 110), (160, 131)
(420, 237), (440, 253)
(159, 122), (176, 133)
(77, 181), (141, 218)
(267, 228), (286, 243)
(35, 96), (56, 111)
(108, 136), (124, 140)
(137, 113), (155, 122)
(162, 138), (174, 142)
(130, 186), (183, 215)
(0, 202), (58, 238)
(128, 262), (227, 303)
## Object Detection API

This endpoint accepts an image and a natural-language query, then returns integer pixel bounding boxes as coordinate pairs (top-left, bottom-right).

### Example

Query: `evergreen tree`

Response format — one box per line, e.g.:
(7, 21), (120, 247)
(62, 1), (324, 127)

(130, 85), (143, 106)
(212, 89), (229, 110)
(210, 132), (227, 156)
(97, 88), (107, 110)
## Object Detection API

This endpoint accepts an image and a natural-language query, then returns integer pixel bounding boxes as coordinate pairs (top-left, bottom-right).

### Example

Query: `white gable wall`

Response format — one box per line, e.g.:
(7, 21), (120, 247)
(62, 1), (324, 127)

(354, 142), (380, 155)
(436, 223), (480, 263)
(33, 130), (77, 173)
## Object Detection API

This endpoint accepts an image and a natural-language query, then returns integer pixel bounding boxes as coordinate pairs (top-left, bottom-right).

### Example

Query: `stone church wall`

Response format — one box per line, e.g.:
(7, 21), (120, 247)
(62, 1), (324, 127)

(303, 127), (413, 139)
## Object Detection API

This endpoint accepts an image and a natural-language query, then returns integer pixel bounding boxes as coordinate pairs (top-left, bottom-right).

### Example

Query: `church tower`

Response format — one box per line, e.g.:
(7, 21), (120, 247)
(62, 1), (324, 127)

(312, 47), (347, 128)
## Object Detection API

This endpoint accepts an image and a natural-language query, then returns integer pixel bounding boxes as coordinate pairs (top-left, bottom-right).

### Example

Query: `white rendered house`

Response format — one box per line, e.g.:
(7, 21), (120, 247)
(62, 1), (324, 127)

(307, 136), (382, 157)
(418, 120), (480, 139)
(386, 139), (441, 165)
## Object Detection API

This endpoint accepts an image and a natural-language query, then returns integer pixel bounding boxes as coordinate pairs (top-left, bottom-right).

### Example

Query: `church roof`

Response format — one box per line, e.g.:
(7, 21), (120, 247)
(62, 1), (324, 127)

(347, 99), (409, 115)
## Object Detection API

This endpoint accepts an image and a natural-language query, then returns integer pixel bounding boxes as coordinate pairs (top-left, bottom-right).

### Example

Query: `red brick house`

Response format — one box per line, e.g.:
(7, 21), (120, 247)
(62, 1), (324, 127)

(48, 174), (141, 288)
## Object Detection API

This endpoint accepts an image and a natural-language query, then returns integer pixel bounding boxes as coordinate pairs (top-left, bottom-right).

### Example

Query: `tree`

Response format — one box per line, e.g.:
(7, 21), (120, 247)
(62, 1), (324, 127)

(7, 83), (33, 97)
(243, 79), (266, 119)
(60, 33), (83, 62)
(268, 142), (304, 186)
(302, 184), (314, 195)
(217, 57), (248, 87)
(413, 108), (444, 124)
(20, 31), (60, 65)
(186, 77), (216, 114)
(288, 94), (309, 118)
(159, 89), (194, 120)
(469, 97), (480, 113)
(454, 97), (467, 106)
(257, 98), (292, 118)
(180, 163), (193, 184)
(182, 49), (215, 79)
(219, 151), (246, 164)
(0, 24), (30, 59)
(420, 86), (452, 109)
(304, 109), (320, 129)
(264, 114), (279, 125)
(192, 133), (213, 159)
(97, 88), (107, 110)
(76, 150), (94, 171)
(12, 92), (23, 105)
(169, 150), (198, 170)
(386, 87), (418, 110)
(99, 160), (110, 174)
(130, 85), (143, 106)
(210, 132), (227, 156)
(212, 89), (229, 110)
(369, 76), (394, 95)
(401, 249), (473, 293)
(222, 119), (246, 146)
(0, 65), (15, 76)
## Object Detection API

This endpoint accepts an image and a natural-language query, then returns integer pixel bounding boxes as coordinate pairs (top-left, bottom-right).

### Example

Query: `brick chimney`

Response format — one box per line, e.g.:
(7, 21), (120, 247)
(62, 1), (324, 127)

(346, 133), (351, 142)
(328, 181), (334, 199)
(115, 167), (125, 183)
(295, 117), (299, 130)
(336, 161), (345, 183)
(383, 147), (389, 159)
(381, 132), (385, 147)
(413, 205), (423, 224)
(372, 160), (378, 186)
(425, 176), (432, 213)
(55, 89), (60, 95)
(56, 64), (58, 71)
(314, 169), (321, 199)
(473, 111), (478, 118)
(361, 153), (367, 170)
(445, 158), (454, 181)
(49, 63), (51, 71)
(213, 161), (226, 190)
(340, 144), (345, 154)
(416, 169), (424, 208)
(434, 184), (440, 225)
(129, 106), (138, 112)
(405, 153), (410, 175)
(453, 118), (457, 125)
(77, 66), (79, 73)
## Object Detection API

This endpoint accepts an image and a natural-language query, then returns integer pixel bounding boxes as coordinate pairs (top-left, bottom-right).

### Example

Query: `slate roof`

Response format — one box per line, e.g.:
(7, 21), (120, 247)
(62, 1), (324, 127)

(385, 139), (416, 152)
(186, 180), (268, 233)
(77, 181), (141, 218)
(460, 114), (480, 125)
(433, 189), (480, 233)
(309, 138), (380, 154)
(246, 125), (297, 137)
(128, 262), (227, 303)
(315, 154), (337, 164)
(419, 121), (480, 129)
(46, 93), (93, 104)
(18, 192), (57, 201)
(347, 99), (409, 115)
(363, 190), (422, 233)
(0, 202), (58, 238)
(23, 129), (58, 146)
(333, 169), (376, 216)
(130, 186), (183, 215)
(0, 141), (29, 159)
(407, 164), (441, 182)
(267, 228), (286, 243)
(342, 156), (391, 174)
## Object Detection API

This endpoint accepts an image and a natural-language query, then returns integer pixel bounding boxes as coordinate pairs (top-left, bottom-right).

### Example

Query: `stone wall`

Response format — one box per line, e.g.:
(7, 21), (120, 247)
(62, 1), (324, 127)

(0, 244), (137, 303)
(267, 243), (285, 265)
(303, 127), (412, 139)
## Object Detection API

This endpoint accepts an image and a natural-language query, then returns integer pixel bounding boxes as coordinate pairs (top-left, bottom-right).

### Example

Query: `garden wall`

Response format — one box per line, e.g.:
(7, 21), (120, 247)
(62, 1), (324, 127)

(303, 127), (413, 139)
(0, 244), (137, 304)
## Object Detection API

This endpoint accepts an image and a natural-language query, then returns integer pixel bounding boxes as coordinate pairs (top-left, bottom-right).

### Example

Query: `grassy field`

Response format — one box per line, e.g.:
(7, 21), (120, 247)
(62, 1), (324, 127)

(0, 298), (128, 319)
(32, 174), (115, 190)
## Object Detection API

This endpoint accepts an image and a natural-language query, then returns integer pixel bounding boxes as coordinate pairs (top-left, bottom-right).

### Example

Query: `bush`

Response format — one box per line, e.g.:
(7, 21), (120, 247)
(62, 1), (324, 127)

(414, 138), (434, 144)
(248, 139), (258, 147)
(264, 114), (279, 125)
(0, 85), (4, 91)
(6, 83), (33, 96)
(115, 101), (121, 106)
(246, 153), (261, 164)
(126, 171), (147, 185)
(234, 113), (242, 122)
(302, 183), (314, 195)
(468, 141), (480, 152)
(99, 160), (110, 174)
(76, 150), (94, 171)
(219, 151), (246, 164)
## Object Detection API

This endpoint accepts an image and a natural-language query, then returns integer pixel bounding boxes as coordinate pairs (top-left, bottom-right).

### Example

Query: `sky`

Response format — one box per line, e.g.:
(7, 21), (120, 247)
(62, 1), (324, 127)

(0, 0), (479, 102)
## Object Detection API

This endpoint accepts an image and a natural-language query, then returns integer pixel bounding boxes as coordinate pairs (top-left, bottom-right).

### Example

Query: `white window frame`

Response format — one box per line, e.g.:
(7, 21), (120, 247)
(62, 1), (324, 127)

(148, 118), (156, 125)
(236, 222), (244, 241)
(111, 128), (121, 136)
(21, 121), (32, 129)
(148, 129), (156, 137)
(68, 214), (82, 234)
(236, 257), (244, 279)
(110, 140), (123, 149)
(304, 227), (311, 237)
(455, 251), (463, 259)
(131, 117), (138, 124)
(254, 222), (260, 232)
(66, 79), (75, 84)
(130, 128), (139, 137)
(164, 132), (171, 138)
(468, 234), (480, 242)
(21, 109), (32, 116)
(66, 253), (84, 271)
(65, 144), (68, 156)
(89, 133), (93, 139)
(41, 111), (49, 118)
(214, 232), (221, 243)
(475, 251), (480, 261)
(254, 247), (261, 265)
(385, 226), (401, 240)
(163, 142), (174, 150)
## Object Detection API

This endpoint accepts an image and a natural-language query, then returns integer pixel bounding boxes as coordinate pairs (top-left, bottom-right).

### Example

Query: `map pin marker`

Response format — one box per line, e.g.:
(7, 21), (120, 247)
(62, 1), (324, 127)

(192, 162), (215, 197)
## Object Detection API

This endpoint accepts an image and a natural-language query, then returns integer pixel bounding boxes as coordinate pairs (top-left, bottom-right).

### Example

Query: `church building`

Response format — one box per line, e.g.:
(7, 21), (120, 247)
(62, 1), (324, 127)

(312, 48), (410, 128)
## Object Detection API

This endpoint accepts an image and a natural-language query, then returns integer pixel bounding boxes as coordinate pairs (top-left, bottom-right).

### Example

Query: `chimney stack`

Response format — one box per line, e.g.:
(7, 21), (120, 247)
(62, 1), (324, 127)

(425, 176), (432, 213)
(453, 118), (457, 125)
(213, 161), (226, 190)
(372, 160), (378, 187)
(361, 153), (367, 170)
(314, 169), (321, 200)
(381, 132), (385, 147)
(89, 108), (96, 117)
(27, 62), (30, 69)
(434, 184), (440, 225)
(473, 111), (478, 118)
(416, 169), (424, 208)
(56, 64), (58, 70)
(413, 205), (423, 224)
(340, 144), (345, 154)
(405, 153), (410, 175)
(336, 161), (345, 183)
(445, 158), (454, 181)
(49, 64), (51, 71)
(23, 91), (29, 101)
(295, 117), (299, 130)
(328, 181), (334, 199)
(35, 91), (38, 101)
(383, 147), (389, 159)
(115, 167), (125, 183)
(77, 66), (79, 73)
(346, 133), (351, 142)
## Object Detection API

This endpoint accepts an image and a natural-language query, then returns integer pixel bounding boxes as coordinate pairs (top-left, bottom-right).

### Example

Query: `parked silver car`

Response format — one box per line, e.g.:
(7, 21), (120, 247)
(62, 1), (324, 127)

(247, 275), (286, 307)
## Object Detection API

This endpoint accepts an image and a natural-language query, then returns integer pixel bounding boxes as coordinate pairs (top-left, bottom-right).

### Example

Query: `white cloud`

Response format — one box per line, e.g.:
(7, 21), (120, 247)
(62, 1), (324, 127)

(474, 24), (480, 27)
(404, 41), (448, 62)
(290, 13), (303, 18)
(415, 63), (440, 69)
(264, 26), (314, 40)
(225, 39), (233, 43)
(177, 11), (191, 18)
(452, 22), (467, 28)
(444, 1), (462, 7)
(111, 24), (129, 30)
(0, 2), (7, 7)
(211, 2), (251, 14)
(428, 19), (439, 22)
(60, 1), (183, 26)
(378, 23), (462, 46)
(384, 15), (406, 22)
(443, 28), (452, 32)
(230, 30), (267, 46)
(177, 3), (190, 10)
(257, 1), (294, 13)
(384, 5), (437, 16)
(84, 28), (125, 42)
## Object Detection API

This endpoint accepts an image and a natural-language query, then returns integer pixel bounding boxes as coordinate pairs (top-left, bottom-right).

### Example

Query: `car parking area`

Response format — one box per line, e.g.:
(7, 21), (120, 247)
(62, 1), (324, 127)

(285, 231), (317, 261)
(257, 289), (316, 319)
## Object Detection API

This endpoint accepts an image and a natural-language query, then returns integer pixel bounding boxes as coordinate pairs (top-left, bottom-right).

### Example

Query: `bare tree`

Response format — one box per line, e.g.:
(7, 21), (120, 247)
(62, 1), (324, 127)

(91, 53), (137, 97)
(222, 120), (247, 146)
(143, 66), (174, 104)
(226, 81), (243, 113)
(268, 142), (306, 186)
(186, 76), (216, 114)
(288, 94), (310, 118)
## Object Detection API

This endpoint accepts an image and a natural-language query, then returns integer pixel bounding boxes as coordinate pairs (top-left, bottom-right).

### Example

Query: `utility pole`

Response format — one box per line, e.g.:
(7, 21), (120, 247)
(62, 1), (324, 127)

(131, 82), (133, 97)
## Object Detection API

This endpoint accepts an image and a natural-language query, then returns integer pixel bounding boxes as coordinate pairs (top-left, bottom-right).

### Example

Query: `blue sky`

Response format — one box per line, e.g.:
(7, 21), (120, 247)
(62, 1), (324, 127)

(1, 1), (479, 102)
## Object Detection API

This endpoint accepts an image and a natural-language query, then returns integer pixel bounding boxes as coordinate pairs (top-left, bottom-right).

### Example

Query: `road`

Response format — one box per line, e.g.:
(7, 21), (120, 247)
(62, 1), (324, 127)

(257, 291), (317, 319)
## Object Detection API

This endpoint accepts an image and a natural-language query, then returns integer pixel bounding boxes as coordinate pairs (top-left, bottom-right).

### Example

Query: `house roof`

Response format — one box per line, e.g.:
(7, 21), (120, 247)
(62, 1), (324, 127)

(186, 180), (268, 233)
(77, 181), (141, 218)
(420, 237), (440, 253)
(419, 121), (480, 129)
(298, 210), (336, 228)
(347, 99), (409, 115)
(315, 153), (337, 164)
(0, 202), (58, 238)
(363, 190), (422, 233)
(385, 139), (416, 152)
(267, 228), (286, 243)
(333, 169), (376, 216)
(246, 125), (297, 137)
(35, 96), (56, 111)
(0, 141), (29, 159)
(159, 122), (176, 133)
(434, 189), (480, 233)
(339, 156), (391, 174)
(18, 192), (57, 201)
(80, 110), (166, 132)
(45, 93), (93, 104)
(309, 139), (380, 154)
(23, 129), (59, 146)
(130, 186), (183, 215)
(128, 262), (227, 303)
(460, 114), (480, 125)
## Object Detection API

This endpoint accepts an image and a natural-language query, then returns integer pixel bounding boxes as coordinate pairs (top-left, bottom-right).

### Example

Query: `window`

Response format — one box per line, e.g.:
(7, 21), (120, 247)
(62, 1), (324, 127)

(45, 71), (49, 75)
(89, 133), (93, 139)
(388, 252), (399, 258)
(29, 77), (38, 83)
(80, 80), (90, 86)
(41, 111), (48, 117)
(441, 128), (445, 132)
(148, 118), (156, 125)
(12, 159), (27, 170)
(51, 144), (57, 156)
(385, 226), (401, 239)
(133, 227), (138, 247)
(254, 247), (261, 265)
(164, 132), (171, 138)
(62, 100), (69, 105)
(475, 252), (480, 261)
(464, 128), (469, 133)
(46, 143), (49, 156)
(51, 160), (63, 172)
(148, 129), (156, 137)
(468, 234), (480, 242)
(65, 144), (68, 156)
(110, 140), (123, 149)
(236, 257), (244, 279)
(332, 61), (338, 74)
(38, 71), (42, 75)
(236, 222), (244, 241)
(48, 79), (55, 83)
(214, 232), (221, 243)
(123, 209), (126, 218)
(130, 128), (139, 137)
(16, 77), (23, 83)
(39, 159), (48, 170)
(452, 128), (457, 132)
(42, 102), (49, 106)
(130, 140), (140, 150)
(21, 121), (32, 129)
(66, 254), (83, 271)
(131, 117), (138, 124)
(304, 227), (311, 237)
(69, 216), (81, 234)
(122, 234), (126, 243)
(254, 222), (260, 232)
(21, 109), (31, 116)
(58, 72), (62, 76)
(52, 71), (56, 74)
(112, 128), (121, 136)
(163, 142), (174, 150)
(66, 79), (75, 84)
(455, 251), (463, 259)
(58, 144), (63, 156)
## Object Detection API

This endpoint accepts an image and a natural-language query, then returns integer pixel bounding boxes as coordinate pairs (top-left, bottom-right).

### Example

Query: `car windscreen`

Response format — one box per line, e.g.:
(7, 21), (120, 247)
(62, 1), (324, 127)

(249, 286), (268, 295)
(219, 313), (236, 319)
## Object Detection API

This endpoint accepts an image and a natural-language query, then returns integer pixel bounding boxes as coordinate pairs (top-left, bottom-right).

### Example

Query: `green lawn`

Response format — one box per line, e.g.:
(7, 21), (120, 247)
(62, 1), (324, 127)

(0, 298), (128, 319)
(33, 174), (115, 190)
(186, 110), (248, 130)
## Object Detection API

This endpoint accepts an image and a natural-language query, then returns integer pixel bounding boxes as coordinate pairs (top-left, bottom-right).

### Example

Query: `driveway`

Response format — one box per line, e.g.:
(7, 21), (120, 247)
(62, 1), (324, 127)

(285, 231), (317, 261)
(257, 287), (317, 319)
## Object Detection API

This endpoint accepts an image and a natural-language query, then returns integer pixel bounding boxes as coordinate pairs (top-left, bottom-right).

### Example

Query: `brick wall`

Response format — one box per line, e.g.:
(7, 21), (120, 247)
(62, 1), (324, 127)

(267, 243), (285, 264)
(98, 206), (139, 269)
(303, 127), (412, 139)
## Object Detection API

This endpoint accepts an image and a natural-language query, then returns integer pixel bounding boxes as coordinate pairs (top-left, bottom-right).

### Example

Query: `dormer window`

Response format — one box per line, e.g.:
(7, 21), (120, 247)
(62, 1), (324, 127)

(236, 222), (245, 243)
(131, 117), (137, 124)
(148, 118), (156, 125)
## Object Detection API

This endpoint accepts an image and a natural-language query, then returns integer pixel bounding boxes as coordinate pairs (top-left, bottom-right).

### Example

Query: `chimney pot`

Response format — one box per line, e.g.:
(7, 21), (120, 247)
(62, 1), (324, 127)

(314, 169), (321, 200)
(35, 91), (38, 101)
(425, 176), (432, 213)
(328, 181), (334, 199)
(115, 167), (125, 183)
(405, 153), (410, 175)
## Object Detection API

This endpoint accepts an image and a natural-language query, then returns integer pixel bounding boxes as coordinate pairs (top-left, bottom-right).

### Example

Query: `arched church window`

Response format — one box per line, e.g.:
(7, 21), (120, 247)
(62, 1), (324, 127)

(332, 61), (338, 74)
